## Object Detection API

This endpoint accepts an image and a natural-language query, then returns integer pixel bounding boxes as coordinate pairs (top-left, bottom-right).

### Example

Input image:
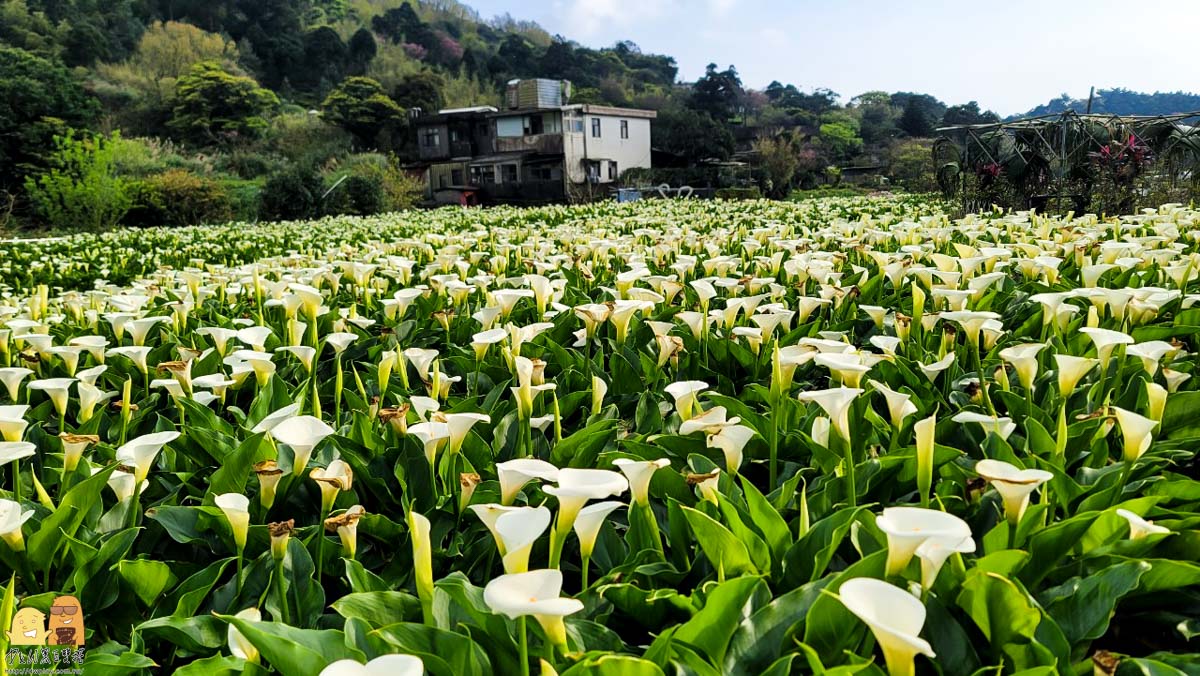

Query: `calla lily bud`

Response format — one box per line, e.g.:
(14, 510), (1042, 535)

(1146, 382), (1167, 422)
(407, 510), (435, 623)
(251, 461), (282, 510)
(591, 376), (607, 416)
(215, 493), (251, 551)
(914, 413), (936, 507)
(269, 519), (294, 561)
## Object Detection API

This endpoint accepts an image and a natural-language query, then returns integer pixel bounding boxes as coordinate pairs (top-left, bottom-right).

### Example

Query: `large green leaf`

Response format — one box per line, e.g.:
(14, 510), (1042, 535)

(216, 616), (365, 676)
(680, 504), (759, 576)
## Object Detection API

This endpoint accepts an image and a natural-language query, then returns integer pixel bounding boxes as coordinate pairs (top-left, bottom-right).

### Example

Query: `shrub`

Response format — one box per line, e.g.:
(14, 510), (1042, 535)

(325, 173), (385, 216)
(259, 165), (324, 221)
(715, 186), (763, 199)
(335, 153), (421, 212)
(263, 112), (353, 167)
(24, 131), (133, 231)
(125, 169), (233, 227)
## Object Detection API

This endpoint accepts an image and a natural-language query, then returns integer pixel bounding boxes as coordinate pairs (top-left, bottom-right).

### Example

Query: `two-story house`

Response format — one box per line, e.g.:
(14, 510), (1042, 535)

(414, 79), (656, 204)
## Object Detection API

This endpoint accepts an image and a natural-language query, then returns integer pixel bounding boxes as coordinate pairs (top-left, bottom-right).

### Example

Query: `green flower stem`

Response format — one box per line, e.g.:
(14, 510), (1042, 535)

(334, 354), (343, 428)
(768, 403), (780, 488)
(580, 553), (591, 590)
(971, 340), (996, 416)
(11, 460), (20, 506)
(517, 616), (530, 676)
(235, 548), (244, 594)
(315, 509), (328, 580)
(274, 557), (290, 624)
(833, 431), (856, 508)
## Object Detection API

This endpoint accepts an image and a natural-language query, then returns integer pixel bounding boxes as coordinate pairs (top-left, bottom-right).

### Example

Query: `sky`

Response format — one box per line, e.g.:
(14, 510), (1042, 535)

(462, 0), (1200, 116)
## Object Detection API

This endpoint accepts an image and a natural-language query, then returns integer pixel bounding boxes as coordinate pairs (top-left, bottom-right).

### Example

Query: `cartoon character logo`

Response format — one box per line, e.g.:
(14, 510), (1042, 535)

(46, 595), (84, 647)
(6, 607), (47, 645)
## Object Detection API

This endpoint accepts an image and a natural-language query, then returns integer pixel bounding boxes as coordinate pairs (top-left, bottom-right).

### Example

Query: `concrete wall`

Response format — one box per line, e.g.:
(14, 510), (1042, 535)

(565, 114), (653, 184)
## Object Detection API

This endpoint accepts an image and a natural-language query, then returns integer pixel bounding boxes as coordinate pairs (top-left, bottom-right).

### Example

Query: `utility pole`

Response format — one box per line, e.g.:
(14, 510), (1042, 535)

(1085, 86), (1095, 114)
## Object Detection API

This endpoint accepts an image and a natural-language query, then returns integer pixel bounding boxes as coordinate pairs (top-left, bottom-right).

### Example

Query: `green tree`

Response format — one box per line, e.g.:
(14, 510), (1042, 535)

(898, 96), (937, 137)
(941, 101), (1000, 127)
(888, 138), (938, 192)
(169, 61), (280, 145)
(24, 131), (133, 231)
(654, 108), (735, 165)
(818, 121), (864, 162)
(322, 76), (406, 149)
(392, 72), (446, 116)
(690, 63), (744, 121)
(113, 21), (239, 101)
(753, 134), (799, 198)
(0, 46), (99, 192)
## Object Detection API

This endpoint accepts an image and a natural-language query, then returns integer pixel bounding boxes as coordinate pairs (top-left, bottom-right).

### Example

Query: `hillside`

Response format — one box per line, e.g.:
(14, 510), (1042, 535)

(0, 0), (1009, 229)
(1013, 88), (1200, 119)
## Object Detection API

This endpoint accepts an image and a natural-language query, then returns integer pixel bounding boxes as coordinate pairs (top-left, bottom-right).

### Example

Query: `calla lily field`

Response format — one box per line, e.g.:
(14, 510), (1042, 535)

(0, 195), (1199, 675)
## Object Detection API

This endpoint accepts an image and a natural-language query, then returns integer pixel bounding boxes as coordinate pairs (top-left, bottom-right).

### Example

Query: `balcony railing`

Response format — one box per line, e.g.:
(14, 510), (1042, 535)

(494, 133), (564, 155)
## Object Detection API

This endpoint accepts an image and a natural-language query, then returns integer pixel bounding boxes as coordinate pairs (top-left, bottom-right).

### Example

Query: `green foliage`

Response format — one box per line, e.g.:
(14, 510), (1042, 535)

(654, 108), (735, 165)
(818, 122), (864, 162)
(126, 169), (234, 227)
(263, 113), (353, 168)
(753, 135), (800, 198)
(321, 77), (406, 149)
(24, 131), (133, 231)
(887, 139), (938, 192)
(333, 153), (422, 212)
(170, 62), (280, 146)
(0, 46), (98, 191)
(714, 187), (763, 200)
(259, 165), (325, 221)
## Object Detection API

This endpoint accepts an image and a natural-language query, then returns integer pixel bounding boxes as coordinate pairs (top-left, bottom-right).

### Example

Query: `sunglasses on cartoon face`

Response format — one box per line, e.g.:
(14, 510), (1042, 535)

(49, 606), (78, 616)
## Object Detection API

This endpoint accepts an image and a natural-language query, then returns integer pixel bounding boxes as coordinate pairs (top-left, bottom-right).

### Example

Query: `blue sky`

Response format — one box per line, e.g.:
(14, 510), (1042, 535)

(463, 0), (1199, 116)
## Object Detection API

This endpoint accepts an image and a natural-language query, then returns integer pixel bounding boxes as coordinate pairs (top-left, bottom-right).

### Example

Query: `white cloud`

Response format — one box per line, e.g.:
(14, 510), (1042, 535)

(708, 0), (736, 14)
(554, 0), (672, 37)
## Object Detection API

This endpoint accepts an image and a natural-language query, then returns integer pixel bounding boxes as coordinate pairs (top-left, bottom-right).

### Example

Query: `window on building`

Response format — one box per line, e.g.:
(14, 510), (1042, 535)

(449, 128), (461, 143)
(620, 120), (629, 139)
(470, 165), (495, 184)
(608, 161), (618, 180)
(591, 117), (601, 138)
(421, 128), (440, 148)
(530, 166), (554, 181)
(586, 160), (601, 182)
(501, 163), (518, 183)
(574, 119), (585, 133)
(451, 169), (464, 185)
(524, 115), (544, 135)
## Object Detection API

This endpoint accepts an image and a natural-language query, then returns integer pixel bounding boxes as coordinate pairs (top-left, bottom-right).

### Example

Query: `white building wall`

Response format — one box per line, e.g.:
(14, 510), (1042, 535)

(566, 114), (652, 184)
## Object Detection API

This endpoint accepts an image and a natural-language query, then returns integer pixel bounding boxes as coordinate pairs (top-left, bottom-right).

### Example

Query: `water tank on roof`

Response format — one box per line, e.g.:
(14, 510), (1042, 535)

(504, 79), (572, 109)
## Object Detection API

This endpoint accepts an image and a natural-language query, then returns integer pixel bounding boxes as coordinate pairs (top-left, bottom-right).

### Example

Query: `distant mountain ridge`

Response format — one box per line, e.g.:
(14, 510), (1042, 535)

(1011, 88), (1200, 119)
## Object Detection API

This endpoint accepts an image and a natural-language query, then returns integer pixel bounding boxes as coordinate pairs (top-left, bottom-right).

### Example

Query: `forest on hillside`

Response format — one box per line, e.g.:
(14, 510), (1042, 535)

(3, 0), (1191, 231)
